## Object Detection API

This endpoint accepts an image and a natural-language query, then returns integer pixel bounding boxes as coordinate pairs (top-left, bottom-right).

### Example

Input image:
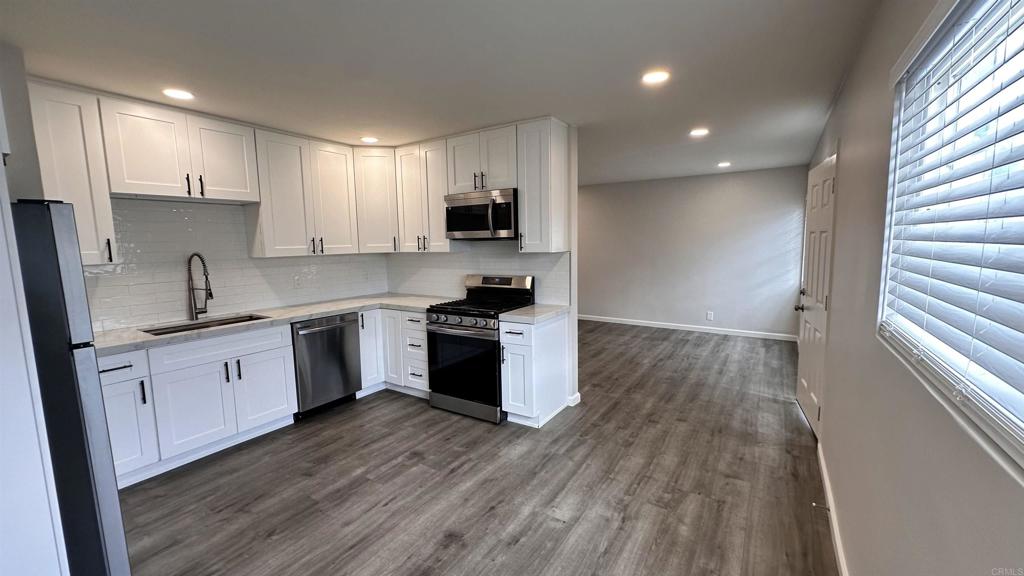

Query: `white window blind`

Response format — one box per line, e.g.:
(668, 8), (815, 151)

(884, 0), (1024, 461)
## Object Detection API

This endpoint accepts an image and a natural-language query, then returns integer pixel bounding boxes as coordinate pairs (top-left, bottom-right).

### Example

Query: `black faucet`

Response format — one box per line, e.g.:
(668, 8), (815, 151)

(186, 252), (214, 320)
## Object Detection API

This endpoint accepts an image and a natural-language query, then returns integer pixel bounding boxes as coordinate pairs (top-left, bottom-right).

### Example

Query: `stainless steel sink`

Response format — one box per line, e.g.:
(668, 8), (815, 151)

(141, 314), (269, 336)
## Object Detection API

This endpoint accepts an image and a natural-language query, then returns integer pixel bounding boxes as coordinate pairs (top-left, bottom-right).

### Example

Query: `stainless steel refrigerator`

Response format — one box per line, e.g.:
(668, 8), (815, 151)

(12, 200), (131, 575)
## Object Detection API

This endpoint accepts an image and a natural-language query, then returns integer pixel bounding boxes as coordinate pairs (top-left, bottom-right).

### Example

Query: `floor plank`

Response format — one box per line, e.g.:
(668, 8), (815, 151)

(120, 320), (839, 575)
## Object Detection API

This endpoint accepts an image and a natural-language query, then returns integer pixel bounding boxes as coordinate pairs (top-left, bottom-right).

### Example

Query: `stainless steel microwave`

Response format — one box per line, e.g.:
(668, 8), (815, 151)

(445, 188), (517, 240)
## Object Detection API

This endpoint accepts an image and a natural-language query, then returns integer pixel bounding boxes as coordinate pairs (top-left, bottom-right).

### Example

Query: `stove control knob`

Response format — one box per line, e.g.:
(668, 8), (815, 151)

(440, 315), (448, 323)
(454, 316), (463, 324)
(430, 314), (439, 322)
(467, 318), (478, 326)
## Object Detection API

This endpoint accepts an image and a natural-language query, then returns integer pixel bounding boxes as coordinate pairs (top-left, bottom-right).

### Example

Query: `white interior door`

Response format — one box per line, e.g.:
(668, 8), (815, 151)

(100, 97), (191, 197)
(354, 147), (398, 253)
(480, 125), (517, 190)
(187, 115), (259, 202)
(311, 141), (359, 254)
(254, 130), (315, 256)
(447, 132), (480, 194)
(395, 145), (425, 252)
(421, 139), (450, 252)
(29, 83), (117, 265)
(796, 155), (837, 439)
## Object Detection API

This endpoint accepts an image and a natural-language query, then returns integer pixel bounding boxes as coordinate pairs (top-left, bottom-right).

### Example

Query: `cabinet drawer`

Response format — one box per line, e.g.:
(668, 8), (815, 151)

(499, 322), (533, 346)
(403, 329), (427, 362)
(403, 358), (429, 391)
(98, 350), (150, 385)
(402, 311), (427, 331)
(148, 325), (290, 375)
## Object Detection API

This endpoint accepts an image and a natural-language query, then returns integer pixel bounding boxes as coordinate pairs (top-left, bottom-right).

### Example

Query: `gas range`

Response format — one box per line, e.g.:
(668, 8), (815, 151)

(426, 274), (534, 424)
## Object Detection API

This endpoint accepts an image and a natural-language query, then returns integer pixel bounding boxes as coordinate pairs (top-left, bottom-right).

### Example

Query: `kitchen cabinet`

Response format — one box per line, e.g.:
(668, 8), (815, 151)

(395, 145), (426, 252)
(499, 316), (569, 427)
(354, 147), (399, 253)
(359, 309), (385, 387)
(187, 115), (260, 202)
(28, 82), (118, 265)
(101, 377), (159, 476)
(516, 118), (569, 253)
(249, 130), (316, 257)
(232, 347), (298, 432)
(382, 309), (403, 384)
(396, 140), (450, 253)
(311, 141), (359, 254)
(446, 126), (517, 195)
(152, 360), (238, 458)
(500, 343), (533, 417)
(101, 97), (260, 202)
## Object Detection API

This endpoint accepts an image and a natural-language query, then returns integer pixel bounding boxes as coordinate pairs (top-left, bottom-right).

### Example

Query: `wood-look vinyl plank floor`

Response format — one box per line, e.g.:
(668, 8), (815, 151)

(120, 320), (839, 576)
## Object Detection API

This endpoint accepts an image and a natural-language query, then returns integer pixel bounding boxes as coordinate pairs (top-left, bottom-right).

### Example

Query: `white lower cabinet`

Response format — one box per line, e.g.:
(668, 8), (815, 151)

(382, 309), (403, 384)
(499, 316), (570, 427)
(500, 343), (534, 417)
(152, 360), (238, 459)
(232, 347), (298, 432)
(359, 309), (385, 387)
(101, 377), (159, 476)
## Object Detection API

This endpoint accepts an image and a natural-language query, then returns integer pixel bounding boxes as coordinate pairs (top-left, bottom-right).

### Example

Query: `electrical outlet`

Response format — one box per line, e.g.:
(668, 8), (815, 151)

(293, 275), (303, 289)
(706, 311), (714, 321)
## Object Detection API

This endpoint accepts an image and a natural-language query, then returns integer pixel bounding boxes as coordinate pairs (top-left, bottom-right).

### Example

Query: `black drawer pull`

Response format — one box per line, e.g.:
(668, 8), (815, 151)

(504, 330), (524, 336)
(408, 343), (422, 348)
(410, 371), (423, 378)
(99, 363), (133, 374)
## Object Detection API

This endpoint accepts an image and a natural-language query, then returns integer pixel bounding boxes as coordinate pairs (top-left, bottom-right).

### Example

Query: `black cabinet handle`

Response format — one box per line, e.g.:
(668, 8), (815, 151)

(794, 304), (806, 312)
(519, 232), (524, 251)
(408, 343), (422, 348)
(319, 237), (324, 254)
(311, 237), (316, 254)
(504, 330), (524, 335)
(186, 173), (192, 196)
(105, 238), (113, 263)
(223, 361), (230, 382)
(198, 174), (205, 197)
(99, 363), (132, 374)
(410, 371), (423, 378)
(360, 313), (365, 329)
(501, 345), (506, 364)
(473, 172), (479, 190)
(236, 359), (242, 380)
(139, 380), (147, 405)
(407, 318), (421, 324)
(481, 171), (486, 188)
(416, 235), (422, 251)
(423, 235), (428, 250)
(393, 236), (397, 251)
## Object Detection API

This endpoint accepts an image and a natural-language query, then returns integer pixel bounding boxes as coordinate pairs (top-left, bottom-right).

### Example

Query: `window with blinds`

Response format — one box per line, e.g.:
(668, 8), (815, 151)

(883, 0), (1024, 461)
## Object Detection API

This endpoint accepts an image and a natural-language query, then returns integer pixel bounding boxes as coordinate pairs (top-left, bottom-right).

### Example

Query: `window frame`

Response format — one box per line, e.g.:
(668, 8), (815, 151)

(878, 0), (1024, 473)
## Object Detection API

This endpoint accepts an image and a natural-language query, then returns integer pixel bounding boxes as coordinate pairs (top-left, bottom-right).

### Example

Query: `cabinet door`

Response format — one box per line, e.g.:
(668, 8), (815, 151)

(311, 141), (359, 254)
(354, 148), (399, 253)
(187, 115), (259, 202)
(480, 125), (517, 190)
(28, 83), (117, 265)
(382, 309), (403, 384)
(359, 310), (385, 387)
(516, 118), (569, 253)
(395, 145), (426, 252)
(421, 139), (450, 252)
(253, 130), (316, 257)
(101, 377), (159, 475)
(152, 360), (237, 458)
(446, 132), (480, 194)
(100, 97), (191, 197)
(501, 343), (534, 417)
(232, 347), (297, 432)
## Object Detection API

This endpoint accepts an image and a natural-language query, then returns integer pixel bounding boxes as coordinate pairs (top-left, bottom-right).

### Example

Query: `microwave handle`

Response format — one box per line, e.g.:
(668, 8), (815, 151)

(487, 198), (495, 237)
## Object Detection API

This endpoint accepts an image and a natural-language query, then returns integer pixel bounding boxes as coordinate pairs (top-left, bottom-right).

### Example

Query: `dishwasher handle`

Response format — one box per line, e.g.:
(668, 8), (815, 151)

(295, 320), (357, 336)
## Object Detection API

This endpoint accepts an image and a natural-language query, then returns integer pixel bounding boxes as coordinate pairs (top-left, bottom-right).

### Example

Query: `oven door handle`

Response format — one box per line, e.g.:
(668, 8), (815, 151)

(487, 198), (495, 237)
(427, 324), (498, 341)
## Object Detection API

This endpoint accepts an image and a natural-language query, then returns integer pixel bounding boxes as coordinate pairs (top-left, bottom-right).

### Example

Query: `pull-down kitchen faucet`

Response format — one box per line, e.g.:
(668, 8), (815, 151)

(187, 252), (214, 320)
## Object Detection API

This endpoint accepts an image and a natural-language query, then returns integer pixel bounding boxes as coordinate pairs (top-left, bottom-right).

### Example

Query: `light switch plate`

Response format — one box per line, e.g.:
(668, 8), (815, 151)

(706, 311), (714, 321)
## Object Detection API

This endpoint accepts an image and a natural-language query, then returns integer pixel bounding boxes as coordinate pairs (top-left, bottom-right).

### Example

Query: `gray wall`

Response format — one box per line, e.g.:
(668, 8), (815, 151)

(812, 0), (1024, 574)
(579, 166), (806, 338)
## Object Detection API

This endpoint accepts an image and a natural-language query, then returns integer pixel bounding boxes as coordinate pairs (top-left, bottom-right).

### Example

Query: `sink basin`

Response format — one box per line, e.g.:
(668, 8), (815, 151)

(142, 314), (269, 336)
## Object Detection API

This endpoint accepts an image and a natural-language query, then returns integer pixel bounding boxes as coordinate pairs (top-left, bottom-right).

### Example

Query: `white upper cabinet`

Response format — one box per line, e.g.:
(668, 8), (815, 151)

(187, 115), (259, 202)
(517, 118), (569, 253)
(310, 141), (359, 255)
(354, 147), (398, 253)
(28, 83), (118, 265)
(395, 145), (426, 252)
(250, 130), (316, 257)
(480, 125), (517, 190)
(100, 97), (191, 198)
(447, 132), (480, 195)
(421, 139), (450, 252)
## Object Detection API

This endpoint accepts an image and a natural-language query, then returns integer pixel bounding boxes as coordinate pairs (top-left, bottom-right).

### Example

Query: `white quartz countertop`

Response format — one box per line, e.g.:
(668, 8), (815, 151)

(499, 304), (570, 324)
(94, 293), (447, 356)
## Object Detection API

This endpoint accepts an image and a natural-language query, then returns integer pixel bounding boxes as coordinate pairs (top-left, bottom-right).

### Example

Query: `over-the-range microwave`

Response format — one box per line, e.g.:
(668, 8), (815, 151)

(445, 188), (517, 240)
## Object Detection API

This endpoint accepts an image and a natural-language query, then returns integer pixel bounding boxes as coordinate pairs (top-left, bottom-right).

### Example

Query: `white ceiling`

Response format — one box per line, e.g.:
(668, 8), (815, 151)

(0, 0), (879, 185)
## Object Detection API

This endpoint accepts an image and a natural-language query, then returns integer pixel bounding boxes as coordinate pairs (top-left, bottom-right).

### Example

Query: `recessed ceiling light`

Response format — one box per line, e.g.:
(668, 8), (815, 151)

(718, 161), (732, 168)
(689, 127), (710, 138)
(162, 88), (194, 100)
(641, 69), (671, 85)
(360, 136), (379, 144)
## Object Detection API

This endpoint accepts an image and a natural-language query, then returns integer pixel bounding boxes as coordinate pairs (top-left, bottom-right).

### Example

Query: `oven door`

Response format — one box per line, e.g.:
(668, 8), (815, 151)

(427, 324), (501, 407)
(445, 189), (516, 239)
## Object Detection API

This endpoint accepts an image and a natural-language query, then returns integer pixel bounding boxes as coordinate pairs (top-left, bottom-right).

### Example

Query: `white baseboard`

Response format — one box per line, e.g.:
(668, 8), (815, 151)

(385, 383), (430, 399)
(567, 393), (581, 406)
(579, 314), (797, 342)
(356, 382), (386, 398)
(817, 443), (849, 576)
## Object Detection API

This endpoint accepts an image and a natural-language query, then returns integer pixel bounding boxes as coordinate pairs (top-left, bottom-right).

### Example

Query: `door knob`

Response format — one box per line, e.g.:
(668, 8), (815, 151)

(794, 304), (806, 312)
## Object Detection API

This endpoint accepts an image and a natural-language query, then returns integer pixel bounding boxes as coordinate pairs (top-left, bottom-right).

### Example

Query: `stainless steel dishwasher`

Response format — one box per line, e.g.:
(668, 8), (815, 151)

(292, 313), (361, 415)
